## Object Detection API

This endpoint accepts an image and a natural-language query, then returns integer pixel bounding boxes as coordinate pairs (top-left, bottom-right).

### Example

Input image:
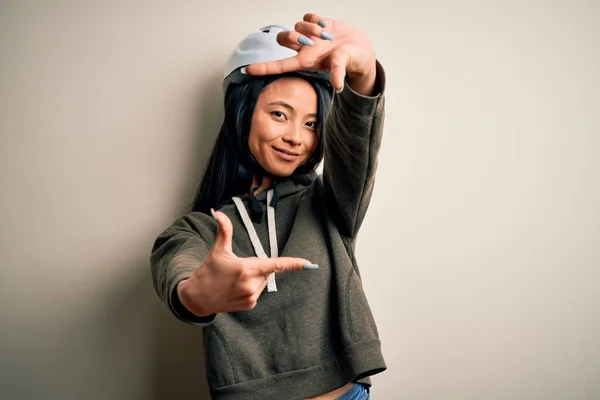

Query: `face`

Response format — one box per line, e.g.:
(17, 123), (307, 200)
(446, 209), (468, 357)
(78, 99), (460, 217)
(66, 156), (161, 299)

(248, 77), (319, 177)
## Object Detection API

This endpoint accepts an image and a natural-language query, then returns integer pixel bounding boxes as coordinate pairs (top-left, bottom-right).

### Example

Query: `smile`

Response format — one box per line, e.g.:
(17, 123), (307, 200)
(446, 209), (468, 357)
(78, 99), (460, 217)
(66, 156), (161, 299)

(273, 147), (301, 161)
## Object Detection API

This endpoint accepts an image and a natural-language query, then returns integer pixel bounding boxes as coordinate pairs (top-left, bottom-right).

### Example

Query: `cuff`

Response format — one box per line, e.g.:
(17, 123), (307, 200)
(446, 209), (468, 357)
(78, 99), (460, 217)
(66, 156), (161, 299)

(170, 278), (216, 326)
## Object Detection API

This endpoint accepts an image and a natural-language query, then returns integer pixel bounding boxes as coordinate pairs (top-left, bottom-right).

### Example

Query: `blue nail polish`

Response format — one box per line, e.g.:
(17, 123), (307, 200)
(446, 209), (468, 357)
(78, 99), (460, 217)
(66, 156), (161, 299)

(303, 263), (319, 270)
(317, 20), (326, 28)
(298, 35), (314, 46)
(321, 31), (333, 41)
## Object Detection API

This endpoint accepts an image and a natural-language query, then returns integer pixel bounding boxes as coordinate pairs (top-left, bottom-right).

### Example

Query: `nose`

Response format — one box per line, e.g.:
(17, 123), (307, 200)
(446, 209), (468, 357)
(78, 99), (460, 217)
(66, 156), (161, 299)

(282, 123), (302, 146)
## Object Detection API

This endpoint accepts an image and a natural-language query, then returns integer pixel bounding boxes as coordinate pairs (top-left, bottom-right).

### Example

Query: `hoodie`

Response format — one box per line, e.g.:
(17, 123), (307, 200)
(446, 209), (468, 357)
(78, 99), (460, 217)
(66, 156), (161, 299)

(150, 61), (387, 400)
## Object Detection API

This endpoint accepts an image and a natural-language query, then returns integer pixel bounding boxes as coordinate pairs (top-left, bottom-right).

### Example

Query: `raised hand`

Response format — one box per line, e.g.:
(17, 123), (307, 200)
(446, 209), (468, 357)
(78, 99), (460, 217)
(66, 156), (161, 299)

(246, 13), (377, 96)
(177, 210), (316, 317)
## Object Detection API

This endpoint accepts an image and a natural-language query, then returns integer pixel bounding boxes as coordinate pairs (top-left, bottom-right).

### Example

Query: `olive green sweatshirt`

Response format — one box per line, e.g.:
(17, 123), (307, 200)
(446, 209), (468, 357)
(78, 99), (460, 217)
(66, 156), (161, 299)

(150, 62), (387, 399)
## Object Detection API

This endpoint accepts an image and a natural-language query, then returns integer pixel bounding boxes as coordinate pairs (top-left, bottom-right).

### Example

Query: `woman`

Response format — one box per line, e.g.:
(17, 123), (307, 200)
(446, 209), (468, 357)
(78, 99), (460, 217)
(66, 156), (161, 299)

(151, 13), (387, 400)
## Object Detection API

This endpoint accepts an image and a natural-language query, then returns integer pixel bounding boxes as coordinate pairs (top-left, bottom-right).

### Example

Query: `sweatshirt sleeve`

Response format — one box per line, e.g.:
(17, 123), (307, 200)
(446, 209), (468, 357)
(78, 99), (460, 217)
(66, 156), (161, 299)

(150, 213), (216, 326)
(322, 60), (386, 239)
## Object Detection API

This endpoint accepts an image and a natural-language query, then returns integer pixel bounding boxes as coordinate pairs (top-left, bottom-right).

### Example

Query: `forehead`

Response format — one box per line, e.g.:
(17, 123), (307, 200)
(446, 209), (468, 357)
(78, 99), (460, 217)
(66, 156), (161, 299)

(258, 77), (318, 106)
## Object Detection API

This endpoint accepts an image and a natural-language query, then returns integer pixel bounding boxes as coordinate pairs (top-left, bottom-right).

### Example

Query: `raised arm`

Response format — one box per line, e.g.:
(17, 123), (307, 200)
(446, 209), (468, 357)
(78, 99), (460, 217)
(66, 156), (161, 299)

(323, 62), (386, 238)
(247, 13), (386, 238)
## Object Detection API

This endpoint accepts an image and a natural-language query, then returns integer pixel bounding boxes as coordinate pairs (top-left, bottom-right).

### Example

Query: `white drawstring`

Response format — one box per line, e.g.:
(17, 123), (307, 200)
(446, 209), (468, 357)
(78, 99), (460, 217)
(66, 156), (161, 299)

(232, 189), (278, 292)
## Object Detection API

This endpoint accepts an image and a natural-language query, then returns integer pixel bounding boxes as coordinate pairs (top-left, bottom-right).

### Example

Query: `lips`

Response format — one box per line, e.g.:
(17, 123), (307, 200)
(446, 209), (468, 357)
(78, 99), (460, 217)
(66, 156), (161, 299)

(273, 146), (301, 161)
(273, 147), (300, 156)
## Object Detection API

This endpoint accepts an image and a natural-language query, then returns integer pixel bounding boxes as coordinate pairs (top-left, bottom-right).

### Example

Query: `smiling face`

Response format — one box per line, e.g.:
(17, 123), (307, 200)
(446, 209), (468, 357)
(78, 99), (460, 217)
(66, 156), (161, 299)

(248, 77), (319, 178)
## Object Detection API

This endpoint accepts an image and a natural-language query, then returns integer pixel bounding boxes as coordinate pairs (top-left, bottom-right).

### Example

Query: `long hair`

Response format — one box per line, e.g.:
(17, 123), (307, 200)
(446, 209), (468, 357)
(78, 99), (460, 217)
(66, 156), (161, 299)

(191, 74), (333, 214)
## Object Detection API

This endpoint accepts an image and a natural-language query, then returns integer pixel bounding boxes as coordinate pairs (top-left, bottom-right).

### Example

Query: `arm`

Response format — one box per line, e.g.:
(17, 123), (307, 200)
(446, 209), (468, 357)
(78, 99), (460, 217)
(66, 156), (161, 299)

(150, 210), (313, 325)
(150, 213), (216, 325)
(323, 61), (386, 238)
(245, 14), (386, 237)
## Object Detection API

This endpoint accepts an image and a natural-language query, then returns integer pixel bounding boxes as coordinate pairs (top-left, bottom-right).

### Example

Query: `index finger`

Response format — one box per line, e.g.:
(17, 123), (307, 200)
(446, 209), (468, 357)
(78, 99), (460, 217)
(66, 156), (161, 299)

(246, 56), (303, 76)
(251, 257), (319, 275)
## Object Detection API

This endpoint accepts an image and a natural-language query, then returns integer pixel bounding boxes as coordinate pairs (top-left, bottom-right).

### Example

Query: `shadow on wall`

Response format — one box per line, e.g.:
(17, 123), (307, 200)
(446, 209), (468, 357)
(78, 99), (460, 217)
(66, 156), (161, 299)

(148, 70), (224, 400)
(99, 257), (210, 400)
(152, 297), (210, 400)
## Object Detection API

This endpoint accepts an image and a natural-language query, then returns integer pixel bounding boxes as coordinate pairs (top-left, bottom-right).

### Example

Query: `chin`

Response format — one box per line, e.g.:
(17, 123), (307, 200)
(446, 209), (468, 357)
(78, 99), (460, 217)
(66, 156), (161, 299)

(267, 168), (294, 178)
(264, 163), (297, 178)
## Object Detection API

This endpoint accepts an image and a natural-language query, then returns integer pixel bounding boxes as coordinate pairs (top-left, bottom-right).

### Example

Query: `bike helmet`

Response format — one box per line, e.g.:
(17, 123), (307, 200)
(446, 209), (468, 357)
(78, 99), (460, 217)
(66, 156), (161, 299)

(222, 25), (331, 94)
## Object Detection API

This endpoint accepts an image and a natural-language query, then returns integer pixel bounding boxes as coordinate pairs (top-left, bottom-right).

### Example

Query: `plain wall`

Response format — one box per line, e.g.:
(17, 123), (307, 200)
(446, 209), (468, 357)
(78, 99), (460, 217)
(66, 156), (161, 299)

(1, 1), (599, 399)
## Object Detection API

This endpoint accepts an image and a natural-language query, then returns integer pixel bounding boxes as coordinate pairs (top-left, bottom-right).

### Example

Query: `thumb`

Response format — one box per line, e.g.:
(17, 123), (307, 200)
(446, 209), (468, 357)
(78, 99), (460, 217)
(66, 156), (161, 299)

(211, 209), (233, 254)
(252, 257), (318, 276)
(329, 50), (349, 92)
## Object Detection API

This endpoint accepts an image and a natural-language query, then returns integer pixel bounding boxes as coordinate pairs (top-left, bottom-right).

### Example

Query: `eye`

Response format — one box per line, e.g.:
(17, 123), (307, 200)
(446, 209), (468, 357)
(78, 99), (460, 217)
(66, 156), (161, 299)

(305, 120), (318, 130)
(270, 111), (286, 120)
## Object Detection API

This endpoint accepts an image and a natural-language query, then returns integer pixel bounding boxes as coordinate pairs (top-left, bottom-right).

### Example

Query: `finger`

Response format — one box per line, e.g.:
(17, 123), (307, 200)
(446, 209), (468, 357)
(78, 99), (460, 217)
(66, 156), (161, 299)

(211, 209), (233, 253)
(329, 50), (349, 92)
(303, 13), (328, 28)
(294, 21), (333, 41)
(246, 55), (304, 77)
(257, 277), (268, 294)
(250, 257), (318, 276)
(274, 30), (304, 52)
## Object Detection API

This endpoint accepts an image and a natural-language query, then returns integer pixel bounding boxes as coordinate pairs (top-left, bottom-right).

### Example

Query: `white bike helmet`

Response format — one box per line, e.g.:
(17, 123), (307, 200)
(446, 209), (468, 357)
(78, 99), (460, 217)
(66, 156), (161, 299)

(222, 25), (331, 94)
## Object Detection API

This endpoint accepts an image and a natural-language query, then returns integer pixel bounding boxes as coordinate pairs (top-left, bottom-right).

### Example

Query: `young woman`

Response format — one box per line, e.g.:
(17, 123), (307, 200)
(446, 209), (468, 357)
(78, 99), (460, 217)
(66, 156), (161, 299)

(151, 13), (387, 400)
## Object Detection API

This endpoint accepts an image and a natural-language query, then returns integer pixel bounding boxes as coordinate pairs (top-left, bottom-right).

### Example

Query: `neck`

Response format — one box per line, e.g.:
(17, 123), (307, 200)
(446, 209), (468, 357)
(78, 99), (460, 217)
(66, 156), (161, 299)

(251, 174), (274, 195)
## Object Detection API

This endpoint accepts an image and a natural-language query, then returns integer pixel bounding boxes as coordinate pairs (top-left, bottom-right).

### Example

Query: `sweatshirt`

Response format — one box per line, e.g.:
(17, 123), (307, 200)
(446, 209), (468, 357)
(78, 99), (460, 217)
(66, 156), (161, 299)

(150, 61), (387, 400)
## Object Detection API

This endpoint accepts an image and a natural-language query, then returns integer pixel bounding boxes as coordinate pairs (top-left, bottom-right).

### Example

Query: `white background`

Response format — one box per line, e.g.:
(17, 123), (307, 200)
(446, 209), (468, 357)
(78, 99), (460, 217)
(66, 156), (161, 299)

(1, 1), (599, 399)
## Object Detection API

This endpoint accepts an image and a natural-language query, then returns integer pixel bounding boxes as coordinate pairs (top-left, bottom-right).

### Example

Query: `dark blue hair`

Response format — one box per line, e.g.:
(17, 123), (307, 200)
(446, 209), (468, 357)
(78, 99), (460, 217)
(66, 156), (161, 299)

(191, 74), (332, 213)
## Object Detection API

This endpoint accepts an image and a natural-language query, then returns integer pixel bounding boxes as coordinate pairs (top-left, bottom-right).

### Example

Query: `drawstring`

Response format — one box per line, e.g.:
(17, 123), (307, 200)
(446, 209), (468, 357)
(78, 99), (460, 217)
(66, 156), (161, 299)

(248, 176), (280, 223)
(248, 175), (264, 223)
(232, 189), (279, 292)
(270, 183), (280, 208)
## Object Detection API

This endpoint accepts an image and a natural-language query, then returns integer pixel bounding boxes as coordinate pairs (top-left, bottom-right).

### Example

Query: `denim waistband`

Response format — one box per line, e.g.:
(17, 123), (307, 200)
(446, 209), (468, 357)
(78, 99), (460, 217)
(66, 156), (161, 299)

(336, 383), (370, 400)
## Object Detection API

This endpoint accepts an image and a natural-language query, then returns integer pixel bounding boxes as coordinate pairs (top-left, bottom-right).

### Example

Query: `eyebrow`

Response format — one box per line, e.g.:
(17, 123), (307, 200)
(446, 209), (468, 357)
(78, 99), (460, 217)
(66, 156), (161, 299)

(268, 101), (317, 118)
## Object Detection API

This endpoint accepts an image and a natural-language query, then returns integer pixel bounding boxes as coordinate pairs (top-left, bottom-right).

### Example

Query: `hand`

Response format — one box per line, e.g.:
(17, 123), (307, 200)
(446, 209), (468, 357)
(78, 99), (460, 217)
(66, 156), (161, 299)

(177, 210), (315, 317)
(246, 13), (377, 96)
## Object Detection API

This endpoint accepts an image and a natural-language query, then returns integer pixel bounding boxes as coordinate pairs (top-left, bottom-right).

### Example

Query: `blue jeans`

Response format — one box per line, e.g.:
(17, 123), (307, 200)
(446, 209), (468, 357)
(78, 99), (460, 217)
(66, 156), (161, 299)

(336, 383), (370, 400)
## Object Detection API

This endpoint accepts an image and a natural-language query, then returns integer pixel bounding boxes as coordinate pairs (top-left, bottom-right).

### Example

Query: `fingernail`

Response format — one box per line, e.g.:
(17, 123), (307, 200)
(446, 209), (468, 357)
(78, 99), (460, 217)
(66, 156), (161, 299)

(240, 66), (248, 74)
(303, 263), (319, 270)
(210, 208), (217, 219)
(335, 84), (344, 94)
(317, 20), (326, 28)
(298, 35), (314, 46)
(321, 31), (333, 41)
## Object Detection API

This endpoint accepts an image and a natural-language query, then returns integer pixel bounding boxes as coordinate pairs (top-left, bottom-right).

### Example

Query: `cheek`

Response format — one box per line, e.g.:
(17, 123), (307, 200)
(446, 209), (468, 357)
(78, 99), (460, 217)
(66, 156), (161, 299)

(249, 115), (281, 149)
(248, 117), (269, 156)
(248, 131), (259, 155)
(305, 131), (319, 154)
